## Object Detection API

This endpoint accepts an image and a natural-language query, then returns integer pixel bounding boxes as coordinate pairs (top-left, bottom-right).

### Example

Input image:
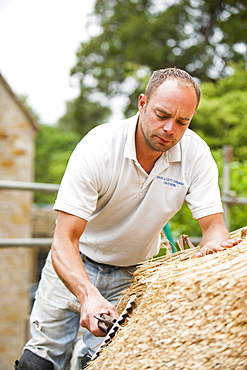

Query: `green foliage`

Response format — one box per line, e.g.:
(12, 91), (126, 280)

(216, 149), (247, 231)
(58, 0), (247, 145)
(58, 90), (111, 137)
(226, 160), (247, 230)
(34, 125), (81, 204)
(70, 0), (247, 120)
(169, 203), (201, 240)
(168, 148), (247, 241)
(190, 63), (247, 161)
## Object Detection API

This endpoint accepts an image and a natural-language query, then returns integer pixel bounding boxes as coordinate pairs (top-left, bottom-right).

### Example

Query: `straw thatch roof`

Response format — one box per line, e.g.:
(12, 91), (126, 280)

(87, 227), (247, 370)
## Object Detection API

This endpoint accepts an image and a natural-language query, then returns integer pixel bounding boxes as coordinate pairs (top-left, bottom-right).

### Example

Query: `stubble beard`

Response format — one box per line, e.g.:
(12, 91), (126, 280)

(141, 124), (176, 153)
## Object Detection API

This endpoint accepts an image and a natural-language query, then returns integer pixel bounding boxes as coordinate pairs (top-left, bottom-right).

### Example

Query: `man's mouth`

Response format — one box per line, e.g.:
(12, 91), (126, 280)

(157, 136), (171, 144)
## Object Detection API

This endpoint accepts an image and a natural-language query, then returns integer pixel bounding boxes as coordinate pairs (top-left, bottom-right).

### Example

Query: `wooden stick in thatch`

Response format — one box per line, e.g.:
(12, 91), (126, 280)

(86, 227), (247, 370)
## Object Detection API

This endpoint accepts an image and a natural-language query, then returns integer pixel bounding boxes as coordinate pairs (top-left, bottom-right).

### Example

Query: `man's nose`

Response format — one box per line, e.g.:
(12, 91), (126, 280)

(163, 119), (175, 134)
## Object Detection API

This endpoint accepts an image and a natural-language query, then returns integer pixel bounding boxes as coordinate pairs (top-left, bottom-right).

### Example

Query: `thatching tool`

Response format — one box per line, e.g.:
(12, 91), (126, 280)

(93, 313), (116, 334)
(91, 295), (137, 360)
(67, 295), (137, 360)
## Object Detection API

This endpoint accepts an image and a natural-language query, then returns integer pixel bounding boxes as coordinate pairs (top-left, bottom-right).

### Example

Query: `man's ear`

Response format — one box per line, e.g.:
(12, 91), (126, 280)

(138, 94), (146, 112)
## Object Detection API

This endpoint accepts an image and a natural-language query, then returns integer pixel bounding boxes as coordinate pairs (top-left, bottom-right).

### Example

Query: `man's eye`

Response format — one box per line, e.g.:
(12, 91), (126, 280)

(177, 121), (187, 126)
(156, 113), (167, 119)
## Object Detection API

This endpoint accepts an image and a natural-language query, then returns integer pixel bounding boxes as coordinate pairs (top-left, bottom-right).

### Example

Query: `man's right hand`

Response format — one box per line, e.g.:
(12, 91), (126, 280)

(79, 288), (119, 337)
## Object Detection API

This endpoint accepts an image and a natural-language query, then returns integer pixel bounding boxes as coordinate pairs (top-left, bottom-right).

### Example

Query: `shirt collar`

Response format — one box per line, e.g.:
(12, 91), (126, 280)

(166, 141), (181, 162)
(124, 113), (139, 160)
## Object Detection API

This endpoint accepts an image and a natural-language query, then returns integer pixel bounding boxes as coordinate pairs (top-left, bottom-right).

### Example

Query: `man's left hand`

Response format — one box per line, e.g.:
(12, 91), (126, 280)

(195, 237), (242, 257)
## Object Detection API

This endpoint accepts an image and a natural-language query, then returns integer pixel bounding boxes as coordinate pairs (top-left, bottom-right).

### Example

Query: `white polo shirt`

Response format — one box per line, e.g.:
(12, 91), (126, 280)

(54, 114), (223, 266)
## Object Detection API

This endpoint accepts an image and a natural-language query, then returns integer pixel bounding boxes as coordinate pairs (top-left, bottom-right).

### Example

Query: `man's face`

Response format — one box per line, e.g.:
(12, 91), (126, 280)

(137, 79), (198, 154)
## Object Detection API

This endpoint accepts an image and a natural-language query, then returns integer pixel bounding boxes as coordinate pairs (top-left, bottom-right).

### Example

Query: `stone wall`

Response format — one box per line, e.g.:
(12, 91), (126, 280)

(31, 205), (57, 284)
(0, 75), (38, 370)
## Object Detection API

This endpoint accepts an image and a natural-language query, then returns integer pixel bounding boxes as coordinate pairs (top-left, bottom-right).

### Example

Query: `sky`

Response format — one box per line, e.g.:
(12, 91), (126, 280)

(0, 0), (96, 125)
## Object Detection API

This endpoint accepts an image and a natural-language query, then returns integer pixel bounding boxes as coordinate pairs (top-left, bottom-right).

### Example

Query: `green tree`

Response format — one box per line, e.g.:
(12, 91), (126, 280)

(168, 148), (247, 241)
(58, 88), (111, 137)
(227, 159), (247, 230)
(191, 62), (247, 161)
(34, 125), (81, 204)
(70, 0), (247, 122)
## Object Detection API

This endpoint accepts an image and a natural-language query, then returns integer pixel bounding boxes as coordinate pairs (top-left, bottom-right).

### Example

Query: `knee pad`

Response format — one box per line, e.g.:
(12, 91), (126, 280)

(17, 349), (54, 370)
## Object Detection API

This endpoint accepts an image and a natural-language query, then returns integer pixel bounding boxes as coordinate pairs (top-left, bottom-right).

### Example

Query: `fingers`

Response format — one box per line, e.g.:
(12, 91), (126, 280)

(80, 297), (119, 337)
(230, 237), (242, 245)
(220, 237), (242, 248)
(81, 314), (106, 337)
(195, 246), (224, 258)
(195, 237), (243, 258)
(195, 250), (204, 258)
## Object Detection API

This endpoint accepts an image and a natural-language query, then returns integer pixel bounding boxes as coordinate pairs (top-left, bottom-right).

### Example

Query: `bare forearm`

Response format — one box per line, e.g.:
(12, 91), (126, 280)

(51, 236), (97, 302)
(51, 211), (96, 301)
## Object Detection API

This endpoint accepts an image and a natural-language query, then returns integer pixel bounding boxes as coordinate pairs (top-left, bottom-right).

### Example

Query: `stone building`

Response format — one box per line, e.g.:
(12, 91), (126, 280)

(0, 73), (39, 370)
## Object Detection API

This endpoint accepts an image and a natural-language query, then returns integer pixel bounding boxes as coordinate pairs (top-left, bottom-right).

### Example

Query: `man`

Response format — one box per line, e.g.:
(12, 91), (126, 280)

(18, 68), (241, 370)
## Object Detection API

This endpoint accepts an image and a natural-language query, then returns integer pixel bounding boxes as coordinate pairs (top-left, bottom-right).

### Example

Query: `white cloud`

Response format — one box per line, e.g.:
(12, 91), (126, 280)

(0, 0), (95, 124)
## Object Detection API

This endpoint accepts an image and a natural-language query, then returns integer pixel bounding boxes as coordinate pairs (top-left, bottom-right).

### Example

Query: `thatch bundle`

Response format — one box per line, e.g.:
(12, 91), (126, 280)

(87, 227), (247, 370)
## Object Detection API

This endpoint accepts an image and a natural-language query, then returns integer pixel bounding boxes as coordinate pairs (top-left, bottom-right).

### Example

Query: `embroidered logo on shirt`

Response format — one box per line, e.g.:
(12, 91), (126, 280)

(157, 176), (184, 188)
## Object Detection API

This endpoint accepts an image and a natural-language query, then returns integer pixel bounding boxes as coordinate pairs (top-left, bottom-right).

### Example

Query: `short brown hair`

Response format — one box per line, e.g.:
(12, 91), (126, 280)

(145, 67), (201, 108)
